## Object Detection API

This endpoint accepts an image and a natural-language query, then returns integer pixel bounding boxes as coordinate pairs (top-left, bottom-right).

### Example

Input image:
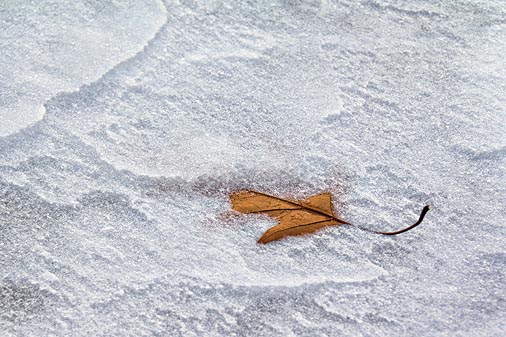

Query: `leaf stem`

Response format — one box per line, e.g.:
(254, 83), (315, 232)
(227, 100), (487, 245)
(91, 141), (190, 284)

(349, 205), (430, 235)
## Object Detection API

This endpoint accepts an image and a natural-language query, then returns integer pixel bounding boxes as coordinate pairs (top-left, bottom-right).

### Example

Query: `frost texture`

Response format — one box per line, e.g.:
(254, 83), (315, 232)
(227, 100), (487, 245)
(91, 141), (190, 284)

(0, 0), (166, 136)
(1, 0), (506, 336)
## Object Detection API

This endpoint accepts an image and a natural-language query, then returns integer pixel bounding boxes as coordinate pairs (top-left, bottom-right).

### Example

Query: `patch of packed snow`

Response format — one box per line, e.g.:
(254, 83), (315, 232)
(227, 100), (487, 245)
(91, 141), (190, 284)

(0, 0), (166, 136)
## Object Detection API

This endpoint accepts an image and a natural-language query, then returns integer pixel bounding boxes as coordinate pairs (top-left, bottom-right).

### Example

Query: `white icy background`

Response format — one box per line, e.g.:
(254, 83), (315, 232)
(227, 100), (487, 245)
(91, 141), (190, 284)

(0, 0), (166, 136)
(1, 0), (505, 336)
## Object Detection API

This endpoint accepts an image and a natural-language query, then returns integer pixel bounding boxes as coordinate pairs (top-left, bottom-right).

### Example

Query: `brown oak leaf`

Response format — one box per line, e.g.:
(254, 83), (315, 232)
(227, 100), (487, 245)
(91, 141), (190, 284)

(230, 190), (429, 244)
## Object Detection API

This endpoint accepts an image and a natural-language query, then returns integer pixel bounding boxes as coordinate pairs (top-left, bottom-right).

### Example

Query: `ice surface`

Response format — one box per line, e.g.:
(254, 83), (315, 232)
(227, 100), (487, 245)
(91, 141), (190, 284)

(1, 0), (506, 336)
(0, 0), (166, 136)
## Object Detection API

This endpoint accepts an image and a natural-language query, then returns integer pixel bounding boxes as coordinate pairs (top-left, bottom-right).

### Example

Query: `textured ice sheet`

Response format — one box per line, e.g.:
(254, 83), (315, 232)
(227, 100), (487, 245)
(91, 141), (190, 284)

(0, 0), (166, 136)
(1, 0), (506, 336)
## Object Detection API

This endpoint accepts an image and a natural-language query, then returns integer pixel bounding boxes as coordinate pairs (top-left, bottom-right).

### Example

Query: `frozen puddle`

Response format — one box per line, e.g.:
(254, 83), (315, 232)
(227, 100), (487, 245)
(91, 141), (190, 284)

(1, 0), (505, 336)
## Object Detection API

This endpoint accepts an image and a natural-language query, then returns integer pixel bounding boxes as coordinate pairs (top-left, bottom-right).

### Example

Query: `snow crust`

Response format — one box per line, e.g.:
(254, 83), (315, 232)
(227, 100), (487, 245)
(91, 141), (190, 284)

(0, 0), (166, 136)
(1, 0), (505, 336)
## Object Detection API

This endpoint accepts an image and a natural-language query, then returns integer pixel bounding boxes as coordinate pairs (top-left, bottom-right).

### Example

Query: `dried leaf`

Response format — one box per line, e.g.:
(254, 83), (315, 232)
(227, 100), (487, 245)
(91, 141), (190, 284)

(230, 190), (430, 244)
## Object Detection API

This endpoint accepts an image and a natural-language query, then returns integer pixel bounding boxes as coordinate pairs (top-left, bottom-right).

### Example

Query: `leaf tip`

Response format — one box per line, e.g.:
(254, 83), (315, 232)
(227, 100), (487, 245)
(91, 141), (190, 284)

(257, 232), (273, 244)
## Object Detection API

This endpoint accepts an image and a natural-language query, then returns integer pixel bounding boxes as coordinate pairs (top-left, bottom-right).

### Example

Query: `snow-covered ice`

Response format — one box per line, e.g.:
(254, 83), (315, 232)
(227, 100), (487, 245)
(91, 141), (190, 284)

(1, 0), (505, 336)
(0, 0), (166, 136)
